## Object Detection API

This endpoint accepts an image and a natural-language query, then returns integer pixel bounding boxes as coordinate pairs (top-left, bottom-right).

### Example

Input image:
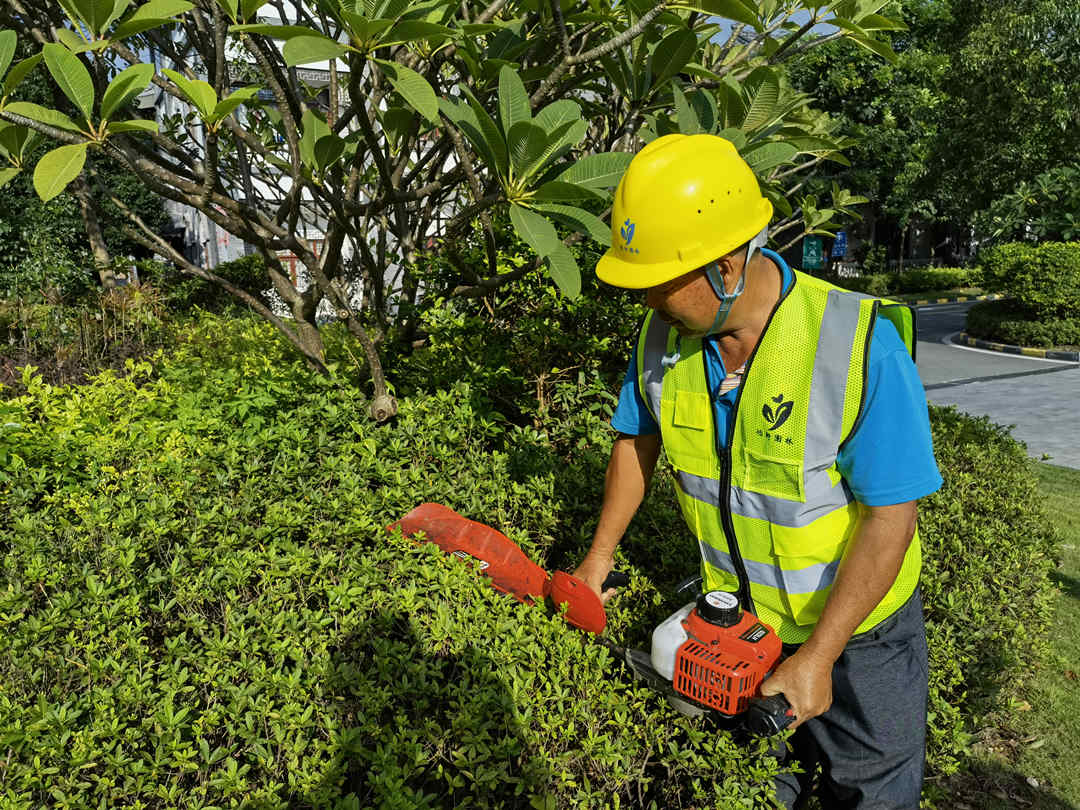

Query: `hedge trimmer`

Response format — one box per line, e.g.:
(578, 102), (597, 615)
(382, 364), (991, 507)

(390, 503), (794, 735)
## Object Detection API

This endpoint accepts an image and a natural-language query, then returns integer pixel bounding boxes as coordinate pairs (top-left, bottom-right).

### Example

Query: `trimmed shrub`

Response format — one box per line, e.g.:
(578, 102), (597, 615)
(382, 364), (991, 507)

(977, 242), (1080, 319)
(816, 268), (978, 297)
(919, 406), (1060, 778)
(0, 315), (784, 809)
(966, 299), (1080, 348)
(0, 312), (1062, 806)
(891, 267), (978, 294)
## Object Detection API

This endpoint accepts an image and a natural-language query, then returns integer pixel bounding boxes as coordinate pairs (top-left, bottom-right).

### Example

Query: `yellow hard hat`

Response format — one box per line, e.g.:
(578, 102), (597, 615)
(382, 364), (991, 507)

(596, 134), (773, 289)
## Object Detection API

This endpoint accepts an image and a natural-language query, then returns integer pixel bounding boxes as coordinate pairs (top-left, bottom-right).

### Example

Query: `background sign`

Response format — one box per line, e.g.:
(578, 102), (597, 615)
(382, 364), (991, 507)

(831, 230), (848, 258)
(802, 236), (824, 270)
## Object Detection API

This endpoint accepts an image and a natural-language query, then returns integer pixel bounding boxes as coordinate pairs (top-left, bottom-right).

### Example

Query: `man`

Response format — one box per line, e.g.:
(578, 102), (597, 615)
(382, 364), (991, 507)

(573, 134), (942, 809)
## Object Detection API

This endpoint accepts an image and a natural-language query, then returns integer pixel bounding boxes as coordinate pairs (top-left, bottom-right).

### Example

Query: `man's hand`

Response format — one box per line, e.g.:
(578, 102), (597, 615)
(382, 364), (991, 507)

(758, 647), (835, 730)
(572, 552), (619, 604)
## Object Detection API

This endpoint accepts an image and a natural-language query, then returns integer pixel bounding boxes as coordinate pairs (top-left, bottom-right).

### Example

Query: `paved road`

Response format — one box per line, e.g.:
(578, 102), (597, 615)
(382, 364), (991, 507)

(914, 302), (1080, 468)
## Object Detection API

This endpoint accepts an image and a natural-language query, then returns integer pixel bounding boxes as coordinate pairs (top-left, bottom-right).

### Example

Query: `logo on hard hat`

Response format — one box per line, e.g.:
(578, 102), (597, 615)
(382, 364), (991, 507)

(620, 218), (635, 246)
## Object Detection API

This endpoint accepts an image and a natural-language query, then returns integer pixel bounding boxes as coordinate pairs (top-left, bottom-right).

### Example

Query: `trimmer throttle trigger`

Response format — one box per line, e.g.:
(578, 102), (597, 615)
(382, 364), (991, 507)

(601, 570), (630, 591)
(744, 694), (796, 736)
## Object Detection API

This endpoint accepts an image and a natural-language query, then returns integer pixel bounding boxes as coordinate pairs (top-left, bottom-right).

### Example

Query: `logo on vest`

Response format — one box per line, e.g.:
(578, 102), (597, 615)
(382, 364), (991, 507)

(762, 394), (793, 431)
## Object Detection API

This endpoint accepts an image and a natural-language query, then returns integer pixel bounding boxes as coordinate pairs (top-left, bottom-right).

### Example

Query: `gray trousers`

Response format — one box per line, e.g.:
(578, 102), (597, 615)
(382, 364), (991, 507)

(772, 589), (929, 810)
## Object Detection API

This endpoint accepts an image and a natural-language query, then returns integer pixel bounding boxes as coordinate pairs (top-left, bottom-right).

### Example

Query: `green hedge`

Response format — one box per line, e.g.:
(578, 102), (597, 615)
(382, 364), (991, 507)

(815, 267), (978, 297)
(966, 299), (1080, 348)
(0, 312), (1062, 807)
(977, 242), (1080, 319)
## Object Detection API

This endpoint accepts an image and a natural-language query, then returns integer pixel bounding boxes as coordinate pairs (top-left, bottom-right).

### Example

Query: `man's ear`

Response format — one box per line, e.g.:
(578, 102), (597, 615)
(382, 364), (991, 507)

(711, 251), (743, 289)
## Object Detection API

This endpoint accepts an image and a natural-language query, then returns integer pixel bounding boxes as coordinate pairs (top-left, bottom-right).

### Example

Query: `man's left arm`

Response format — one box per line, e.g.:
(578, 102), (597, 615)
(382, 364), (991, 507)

(758, 500), (918, 729)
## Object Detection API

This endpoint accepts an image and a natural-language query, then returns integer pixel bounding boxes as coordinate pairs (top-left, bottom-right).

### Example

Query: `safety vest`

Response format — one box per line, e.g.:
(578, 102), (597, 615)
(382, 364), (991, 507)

(637, 270), (922, 643)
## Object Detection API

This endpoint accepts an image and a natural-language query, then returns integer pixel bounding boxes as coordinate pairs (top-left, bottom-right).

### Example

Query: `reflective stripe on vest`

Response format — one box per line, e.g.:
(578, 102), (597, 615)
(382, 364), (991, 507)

(637, 270), (922, 643)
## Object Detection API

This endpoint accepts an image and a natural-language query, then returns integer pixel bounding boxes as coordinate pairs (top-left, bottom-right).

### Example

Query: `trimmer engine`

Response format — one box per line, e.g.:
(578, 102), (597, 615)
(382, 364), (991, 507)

(652, 591), (785, 717)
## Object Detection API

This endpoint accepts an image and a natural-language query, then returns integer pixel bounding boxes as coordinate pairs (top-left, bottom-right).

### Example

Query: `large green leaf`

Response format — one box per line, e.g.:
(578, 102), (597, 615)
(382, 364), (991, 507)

(648, 29), (697, 88)
(846, 32), (899, 63)
(741, 67), (780, 130)
(688, 88), (718, 133)
(531, 202), (610, 247)
(100, 62), (155, 122)
(340, 14), (394, 46)
(123, 0), (192, 25)
(33, 142), (88, 202)
(239, 0), (264, 19)
(532, 118), (587, 176)
(314, 134), (345, 171)
(0, 31), (16, 80)
(381, 20), (454, 47)
(283, 35), (348, 67)
(300, 107), (331, 170)
(3, 54), (41, 98)
(107, 119), (159, 133)
(497, 65), (530, 135)
(742, 141), (798, 174)
(162, 68), (217, 119)
(43, 44), (94, 124)
(553, 152), (632, 189)
(112, 17), (181, 38)
(534, 99), (580, 135)
(441, 96), (505, 182)
(509, 203), (559, 257)
(688, 0), (758, 28)
(4, 101), (84, 133)
(375, 60), (439, 124)
(531, 180), (603, 203)
(73, 0), (115, 35)
(216, 0), (238, 19)
(544, 242), (580, 299)
(228, 24), (319, 39)
(0, 123), (25, 159)
(507, 120), (549, 178)
(103, 0), (133, 30)
(0, 166), (19, 188)
(212, 86), (259, 122)
(671, 82), (700, 134)
(460, 88), (508, 179)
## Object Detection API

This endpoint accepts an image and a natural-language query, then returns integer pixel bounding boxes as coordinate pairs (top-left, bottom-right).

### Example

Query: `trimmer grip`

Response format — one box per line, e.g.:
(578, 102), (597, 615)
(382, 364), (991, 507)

(745, 694), (795, 736)
(601, 570), (630, 590)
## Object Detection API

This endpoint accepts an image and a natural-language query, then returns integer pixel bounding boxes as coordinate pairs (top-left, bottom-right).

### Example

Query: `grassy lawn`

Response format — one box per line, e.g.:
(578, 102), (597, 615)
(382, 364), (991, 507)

(941, 462), (1080, 808)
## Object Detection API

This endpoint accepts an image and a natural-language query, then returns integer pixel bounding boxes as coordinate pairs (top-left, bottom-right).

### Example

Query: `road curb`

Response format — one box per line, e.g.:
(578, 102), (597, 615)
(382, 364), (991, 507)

(953, 333), (1080, 362)
(910, 293), (1004, 306)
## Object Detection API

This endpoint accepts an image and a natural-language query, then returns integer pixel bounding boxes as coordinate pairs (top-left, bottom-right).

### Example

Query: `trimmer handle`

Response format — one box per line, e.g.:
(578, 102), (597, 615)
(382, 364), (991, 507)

(745, 694), (795, 736)
(601, 570), (630, 590)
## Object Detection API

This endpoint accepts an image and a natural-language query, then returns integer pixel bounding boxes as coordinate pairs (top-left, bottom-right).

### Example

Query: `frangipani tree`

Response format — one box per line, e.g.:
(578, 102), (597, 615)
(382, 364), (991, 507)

(0, 0), (900, 420)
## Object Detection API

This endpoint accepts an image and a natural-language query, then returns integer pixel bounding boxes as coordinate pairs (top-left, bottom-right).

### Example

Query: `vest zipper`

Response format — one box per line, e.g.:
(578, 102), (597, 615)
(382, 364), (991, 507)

(715, 272), (796, 615)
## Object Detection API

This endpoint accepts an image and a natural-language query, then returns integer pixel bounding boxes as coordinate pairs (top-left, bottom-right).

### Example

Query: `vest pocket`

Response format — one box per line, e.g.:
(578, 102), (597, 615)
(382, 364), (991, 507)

(672, 389), (710, 430)
(742, 449), (804, 502)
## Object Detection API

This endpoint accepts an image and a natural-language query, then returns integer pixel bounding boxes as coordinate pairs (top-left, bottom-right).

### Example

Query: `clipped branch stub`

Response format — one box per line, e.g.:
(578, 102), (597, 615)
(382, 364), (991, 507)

(370, 394), (399, 423)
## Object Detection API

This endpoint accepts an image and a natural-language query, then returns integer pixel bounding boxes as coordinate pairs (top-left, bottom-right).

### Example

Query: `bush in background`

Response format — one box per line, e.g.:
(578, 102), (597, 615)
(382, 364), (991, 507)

(966, 300), (1080, 348)
(139, 254), (273, 313)
(977, 242), (1080, 319)
(816, 267), (978, 297)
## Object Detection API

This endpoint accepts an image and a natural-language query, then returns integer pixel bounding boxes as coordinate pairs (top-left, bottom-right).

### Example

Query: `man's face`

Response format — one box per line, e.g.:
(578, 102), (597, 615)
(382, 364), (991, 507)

(644, 268), (719, 338)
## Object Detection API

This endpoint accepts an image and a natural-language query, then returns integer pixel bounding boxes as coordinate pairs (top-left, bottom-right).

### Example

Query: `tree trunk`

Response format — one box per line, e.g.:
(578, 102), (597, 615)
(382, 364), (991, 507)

(70, 172), (117, 288)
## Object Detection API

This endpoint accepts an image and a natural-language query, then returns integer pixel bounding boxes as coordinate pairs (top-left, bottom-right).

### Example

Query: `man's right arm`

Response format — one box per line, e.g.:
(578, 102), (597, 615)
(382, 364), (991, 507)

(573, 432), (661, 601)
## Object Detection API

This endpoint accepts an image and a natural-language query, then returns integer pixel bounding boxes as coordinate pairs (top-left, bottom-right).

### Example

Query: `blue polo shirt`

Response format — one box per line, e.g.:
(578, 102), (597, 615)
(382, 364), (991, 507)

(611, 250), (942, 506)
